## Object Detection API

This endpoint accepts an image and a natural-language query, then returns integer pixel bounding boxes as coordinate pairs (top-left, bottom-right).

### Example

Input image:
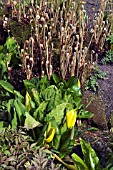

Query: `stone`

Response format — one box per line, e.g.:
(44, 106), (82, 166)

(110, 110), (113, 132)
(82, 90), (108, 130)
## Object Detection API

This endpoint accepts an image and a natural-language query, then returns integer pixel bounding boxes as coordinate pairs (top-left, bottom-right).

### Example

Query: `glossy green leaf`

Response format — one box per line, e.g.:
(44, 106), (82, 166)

(12, 111), (18, 129)
(33, 101), (48, 121)
(14, 90), (24, 101)
(23, 79), (36, 95)
(45, 103), (67, 125)
(66, 76), (78, 88)
(53, 134), (61, 150)
(30, 100), (35, 109)
(24, 79), (34, 89)
(67, 85), (82, 97)
(54, 89), (63, 106)
(61, 122), (67, 134)
(24, 79), (35, 89)
(0, 45), (3, 52)
(52, 74), (61, 84)
(5, 38), (17, 53)
(41, 85), (57, 100)
(0, 121), (4, 129)
(80, 138), (100, 170)
(66, 77), (82, 98)
(58, 128), (76, 158)
(72, 153), (89, 170)
(49, 119), (60, 134)
(31, 88), (40, 105)
(24, 113), (42, 129)
(0, 60), (7, 75)
(37, 124), (48, 145)
(39, 75), (49, 84)
(14, 99), (27, 124)
(0, 80), (14, 93)
(37, 75), (50, 92)
(6, 99), (14, 121)
(77, 110), (94, 119)
(59, 137), (75, 158)
(30, 76), (39, 86)
(41, 85), (60, 112)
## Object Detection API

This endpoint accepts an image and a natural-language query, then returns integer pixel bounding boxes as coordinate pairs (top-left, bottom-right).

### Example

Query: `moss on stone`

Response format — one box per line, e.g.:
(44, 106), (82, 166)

(82, 90), (107, 129)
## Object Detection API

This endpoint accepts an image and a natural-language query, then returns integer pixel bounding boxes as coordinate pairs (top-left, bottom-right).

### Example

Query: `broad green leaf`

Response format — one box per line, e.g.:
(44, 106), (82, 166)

(37, 124), (48, 145)
(33, 101), (48, 121)
(59, 129), (72, 150)
(6, 99), (14, 121)
(30, 100), (35, 109)
(61, 122), (67, 134)
(14, 99), (27, 124)
(59, 133), (75, 158)
(45, 103), (67, 125)
(5, 38), (17, 52)
(24, 113), (42, 129)
(54, 89), (63, 106)
(24, 79), (40, 105)
(52, 74), (61, 84)
(77, 110), (94, 119)
(0, 80), (14, 93)
(63, 93), (73, 104)
(0, 60), (7, 74)
(72, 153), (89, 170)
(41, 85), (58, 112)
(12, 111), (18, 129)
(41, 85), (57, 100)
(74, 97), (82, 108)
(67, 85), (82, 97)
(66, 76), (82, 99)
(0, 45), (3, 52)
(30, 77), (39, 85)
(31, 88), (40, 105)
(39, 75), (49, 84)
(24, 79), (35, 92)
(38, 75), (50, 91)
(49, 119), (60, 134)
(53, 134), (61, 150)
(0, 121), (4, 130)
(80, 138), (100, 170)
(66, 76), (78, 88)
(57, 81), (66, 90)
(59, 129), (71, 152)
(14, 90), (24, 101)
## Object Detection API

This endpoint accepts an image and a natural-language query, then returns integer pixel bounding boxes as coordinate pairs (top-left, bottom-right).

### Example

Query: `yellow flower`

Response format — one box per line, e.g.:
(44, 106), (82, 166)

(66, 109), (77, 129)
(45, 128), (56, 143)
(78, 79), (80, 87)
(25, 91), (31, 111)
